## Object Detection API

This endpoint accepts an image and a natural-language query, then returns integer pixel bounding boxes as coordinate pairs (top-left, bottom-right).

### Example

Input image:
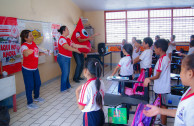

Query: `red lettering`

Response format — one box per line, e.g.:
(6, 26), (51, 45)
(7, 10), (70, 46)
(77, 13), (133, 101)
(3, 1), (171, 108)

(11, 45), (16, 50)
(1, 45), (10, 51)
(3, 51), (16, 58)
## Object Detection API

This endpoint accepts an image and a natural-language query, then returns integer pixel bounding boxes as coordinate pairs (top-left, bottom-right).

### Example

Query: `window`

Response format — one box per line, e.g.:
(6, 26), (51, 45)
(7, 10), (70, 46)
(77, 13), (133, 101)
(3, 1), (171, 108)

(105, 8), (194, 43)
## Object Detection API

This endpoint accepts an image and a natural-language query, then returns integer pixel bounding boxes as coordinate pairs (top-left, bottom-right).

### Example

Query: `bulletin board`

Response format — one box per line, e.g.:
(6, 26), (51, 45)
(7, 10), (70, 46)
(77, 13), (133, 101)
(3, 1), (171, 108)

(0, 16), (60, 74)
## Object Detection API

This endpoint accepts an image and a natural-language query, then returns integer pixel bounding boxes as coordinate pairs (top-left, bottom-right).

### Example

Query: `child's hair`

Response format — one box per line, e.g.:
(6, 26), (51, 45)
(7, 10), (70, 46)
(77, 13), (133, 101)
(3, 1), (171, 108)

(20, 30), (31, 45)
(123, 43), (133, 64)
(136, 40), (142, 45)
(190, 35), (194, 40)
(190, 40), (194, 47)
(84, 58), (103, 108)
(182, 53), (194, 71)
(172, 35), (176, 40)
(143, 37), (153, 47)
(155, 35), (160, 39)
(58, 26), (66, 35)
(154, 39), (168, 52)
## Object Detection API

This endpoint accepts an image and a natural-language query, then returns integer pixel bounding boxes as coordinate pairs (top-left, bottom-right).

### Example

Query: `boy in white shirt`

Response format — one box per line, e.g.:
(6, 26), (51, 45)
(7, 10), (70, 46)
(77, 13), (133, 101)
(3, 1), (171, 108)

(169, 35), (176, 51)
(143, 54), (194, 126)
(134, 37), (153, 77)
(133, 40), (142, 74)
(144, 39), (171, 126)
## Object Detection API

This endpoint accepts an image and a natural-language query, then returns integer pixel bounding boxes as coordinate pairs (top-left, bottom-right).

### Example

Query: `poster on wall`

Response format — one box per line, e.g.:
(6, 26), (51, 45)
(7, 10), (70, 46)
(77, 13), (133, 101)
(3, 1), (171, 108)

(51, 24), (60, 61)
(0, 16), (22, 75)
(17, 19), (54, 64)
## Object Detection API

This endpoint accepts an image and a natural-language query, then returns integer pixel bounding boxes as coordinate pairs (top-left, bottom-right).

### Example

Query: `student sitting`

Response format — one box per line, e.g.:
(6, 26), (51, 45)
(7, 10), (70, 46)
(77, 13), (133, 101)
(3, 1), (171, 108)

(144, 39), (171, 126)
(133, 40), (142, 74)
(143, 54), (194, 126)
(134, 37), (153, 77)
(111, 44), (133, 94)
(179, 40), (194, 56)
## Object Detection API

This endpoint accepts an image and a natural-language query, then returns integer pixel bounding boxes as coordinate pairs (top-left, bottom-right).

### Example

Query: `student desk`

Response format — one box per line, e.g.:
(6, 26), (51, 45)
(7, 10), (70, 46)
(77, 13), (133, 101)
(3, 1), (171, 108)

(170, 73), (180, 85)
(104, 79), (149, 108)
(0, 75), (17, 112)
(87, 52), (112, 76)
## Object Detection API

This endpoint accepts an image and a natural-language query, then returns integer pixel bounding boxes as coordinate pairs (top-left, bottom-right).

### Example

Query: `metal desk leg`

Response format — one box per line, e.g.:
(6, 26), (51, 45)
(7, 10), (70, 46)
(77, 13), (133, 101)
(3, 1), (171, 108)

(121, 81), (125, 96)
(13, 94), (17, 112)
(110, 52), (112, 70)
(103, 56), (104, 77)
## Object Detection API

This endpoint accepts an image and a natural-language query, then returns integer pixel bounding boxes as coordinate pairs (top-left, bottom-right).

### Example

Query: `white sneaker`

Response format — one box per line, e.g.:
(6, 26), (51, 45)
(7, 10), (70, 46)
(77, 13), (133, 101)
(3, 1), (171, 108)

(34, 97), (44, 102)
(27, 103), (39, 109)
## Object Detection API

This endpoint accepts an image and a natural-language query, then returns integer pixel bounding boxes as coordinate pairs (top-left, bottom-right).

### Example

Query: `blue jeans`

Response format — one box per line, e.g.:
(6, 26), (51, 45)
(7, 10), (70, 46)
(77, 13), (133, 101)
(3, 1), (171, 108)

(22, 67), (41, 105)
(57, 54), (71, 91)
(73, 52), (84, 80)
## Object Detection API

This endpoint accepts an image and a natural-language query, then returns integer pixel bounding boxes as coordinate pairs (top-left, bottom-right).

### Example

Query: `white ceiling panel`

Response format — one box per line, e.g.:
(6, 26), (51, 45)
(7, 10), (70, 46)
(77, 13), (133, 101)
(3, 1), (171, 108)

(71, 0), (194, 11)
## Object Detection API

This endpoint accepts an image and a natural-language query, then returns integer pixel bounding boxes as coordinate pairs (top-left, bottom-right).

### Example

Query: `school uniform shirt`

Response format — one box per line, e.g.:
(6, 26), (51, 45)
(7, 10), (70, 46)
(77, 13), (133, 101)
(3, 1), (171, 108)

(188, 47), (194, 55)
(78, 78), (105, 112)
(21, 41), (39, 70)
(139, 49), (153, 69)
(133, 46), (140, 59)
(118, 55), (133, 76)
(153, 54), (171, 94)
(174, 87), (194, 126)
(166, 46), (173, 60)
(169, 41), (176, 51)
(58, 35), (72, 58)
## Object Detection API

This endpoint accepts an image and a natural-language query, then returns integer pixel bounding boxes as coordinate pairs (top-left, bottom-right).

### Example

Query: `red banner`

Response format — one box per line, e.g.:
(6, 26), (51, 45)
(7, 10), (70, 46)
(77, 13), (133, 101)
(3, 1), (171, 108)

(0, 16), (21, 75)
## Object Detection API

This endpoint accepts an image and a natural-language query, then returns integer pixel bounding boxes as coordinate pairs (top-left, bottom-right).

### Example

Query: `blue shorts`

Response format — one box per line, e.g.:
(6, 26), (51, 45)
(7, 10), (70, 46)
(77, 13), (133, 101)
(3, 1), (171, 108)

(83, 109), (105, 126)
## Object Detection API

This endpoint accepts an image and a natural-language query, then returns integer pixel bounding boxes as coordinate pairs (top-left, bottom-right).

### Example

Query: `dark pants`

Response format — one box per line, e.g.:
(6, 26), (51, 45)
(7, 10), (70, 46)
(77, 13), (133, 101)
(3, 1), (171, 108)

(83, 109), (105, 126)
(73, 52), (84, 80)
(118, 75), (133, 93)
(22, 67), (41, 105)
(57, 54), (71, 91)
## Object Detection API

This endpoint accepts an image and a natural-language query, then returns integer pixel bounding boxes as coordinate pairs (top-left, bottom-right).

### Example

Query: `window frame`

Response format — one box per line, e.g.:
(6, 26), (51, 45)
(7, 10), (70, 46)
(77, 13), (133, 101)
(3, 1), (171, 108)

(104, 7), (194, 44)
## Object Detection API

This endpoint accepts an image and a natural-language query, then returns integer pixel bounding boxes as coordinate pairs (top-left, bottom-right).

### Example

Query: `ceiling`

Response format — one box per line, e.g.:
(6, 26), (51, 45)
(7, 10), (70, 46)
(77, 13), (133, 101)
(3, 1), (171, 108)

(72, 0), (194, 11)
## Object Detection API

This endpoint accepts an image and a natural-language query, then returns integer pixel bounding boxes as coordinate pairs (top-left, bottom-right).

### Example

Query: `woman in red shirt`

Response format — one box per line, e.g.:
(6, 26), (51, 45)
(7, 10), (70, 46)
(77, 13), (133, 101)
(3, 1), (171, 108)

(20, 30), (44, 109)
(57, 26), (89, 92)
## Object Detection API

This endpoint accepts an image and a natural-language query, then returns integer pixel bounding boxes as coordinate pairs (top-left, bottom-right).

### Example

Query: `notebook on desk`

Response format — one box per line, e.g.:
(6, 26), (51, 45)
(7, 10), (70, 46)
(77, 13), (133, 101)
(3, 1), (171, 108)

(107, 76), (129, 81)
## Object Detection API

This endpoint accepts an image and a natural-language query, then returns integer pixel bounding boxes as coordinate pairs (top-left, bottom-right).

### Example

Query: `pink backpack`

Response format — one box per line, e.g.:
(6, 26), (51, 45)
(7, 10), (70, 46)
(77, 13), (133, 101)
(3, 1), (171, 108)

(133, 69), (145, 95)
(131, 96), (161, 126)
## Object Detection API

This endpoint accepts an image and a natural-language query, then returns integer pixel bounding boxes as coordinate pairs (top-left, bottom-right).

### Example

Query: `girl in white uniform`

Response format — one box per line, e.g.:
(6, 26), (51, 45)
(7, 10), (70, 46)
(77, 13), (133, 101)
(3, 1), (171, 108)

(143, 53), (194, 126)
(112, 43), (134, 94)
(76, 58), (105, 126)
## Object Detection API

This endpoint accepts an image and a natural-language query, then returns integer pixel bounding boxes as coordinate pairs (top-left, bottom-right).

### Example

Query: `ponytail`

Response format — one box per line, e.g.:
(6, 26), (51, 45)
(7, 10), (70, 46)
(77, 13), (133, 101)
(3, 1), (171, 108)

(123, 43), (133, 64)
(84, 58), (103, 109)
(95, 62), (103, 109)
(58, 26), (66, 35)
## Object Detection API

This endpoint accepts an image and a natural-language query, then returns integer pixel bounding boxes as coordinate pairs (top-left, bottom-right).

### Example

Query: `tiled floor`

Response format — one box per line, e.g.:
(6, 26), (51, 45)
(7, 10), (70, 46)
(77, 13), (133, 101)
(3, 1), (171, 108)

(9, 66), (174, 126)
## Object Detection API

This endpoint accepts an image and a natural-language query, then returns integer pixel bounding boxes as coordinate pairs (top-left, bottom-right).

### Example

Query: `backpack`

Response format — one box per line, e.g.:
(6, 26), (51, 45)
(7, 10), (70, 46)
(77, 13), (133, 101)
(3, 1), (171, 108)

(133, 69), (145, 95)
(131, 96), (161, 126)
(0, 106), (10, 126)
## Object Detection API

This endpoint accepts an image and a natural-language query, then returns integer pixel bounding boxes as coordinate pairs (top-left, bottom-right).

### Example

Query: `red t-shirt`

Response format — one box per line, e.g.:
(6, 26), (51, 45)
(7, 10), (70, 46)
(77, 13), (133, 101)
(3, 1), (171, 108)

(58, 36), (72, 58)
(21, 41), (39, 70)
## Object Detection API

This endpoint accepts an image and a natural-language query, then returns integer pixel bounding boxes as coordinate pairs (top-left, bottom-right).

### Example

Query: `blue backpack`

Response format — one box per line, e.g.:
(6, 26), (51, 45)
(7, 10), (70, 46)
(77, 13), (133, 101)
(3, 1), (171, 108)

(131, 96), (161, 126)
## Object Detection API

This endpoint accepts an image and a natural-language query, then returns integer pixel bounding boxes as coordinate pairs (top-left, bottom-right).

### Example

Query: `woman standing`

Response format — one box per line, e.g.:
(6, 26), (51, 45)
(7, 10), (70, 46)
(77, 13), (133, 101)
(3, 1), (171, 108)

(57, 26), (89, 92)
(20, 30), (44, 109)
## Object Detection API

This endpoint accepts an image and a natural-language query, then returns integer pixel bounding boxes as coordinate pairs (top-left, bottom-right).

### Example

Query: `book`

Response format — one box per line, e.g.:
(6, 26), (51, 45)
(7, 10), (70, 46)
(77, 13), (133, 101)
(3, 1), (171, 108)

(107, 76), (129, 81)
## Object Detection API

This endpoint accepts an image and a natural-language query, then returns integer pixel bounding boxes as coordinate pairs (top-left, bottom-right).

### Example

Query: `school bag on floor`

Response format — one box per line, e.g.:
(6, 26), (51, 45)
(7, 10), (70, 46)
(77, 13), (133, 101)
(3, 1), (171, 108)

(131, 95), (161, 126)
(133, 69), (145, 95)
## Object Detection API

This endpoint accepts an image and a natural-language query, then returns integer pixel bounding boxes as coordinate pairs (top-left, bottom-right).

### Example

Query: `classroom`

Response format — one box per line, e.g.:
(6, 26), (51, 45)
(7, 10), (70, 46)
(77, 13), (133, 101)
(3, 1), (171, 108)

(0, 0), (194, 126)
